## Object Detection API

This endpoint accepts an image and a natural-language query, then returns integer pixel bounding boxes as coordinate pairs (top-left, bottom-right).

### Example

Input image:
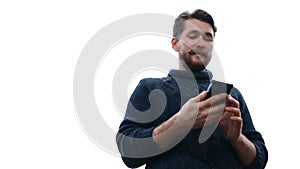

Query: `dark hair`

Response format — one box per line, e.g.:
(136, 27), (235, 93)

(173, 9), (217, 39)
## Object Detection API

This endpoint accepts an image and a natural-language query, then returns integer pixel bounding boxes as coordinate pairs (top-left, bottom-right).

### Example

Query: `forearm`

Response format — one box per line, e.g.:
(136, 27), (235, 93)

(152, 113), (191, 149)
(117, 121), (159, 168)
(232, 134), (256, 166)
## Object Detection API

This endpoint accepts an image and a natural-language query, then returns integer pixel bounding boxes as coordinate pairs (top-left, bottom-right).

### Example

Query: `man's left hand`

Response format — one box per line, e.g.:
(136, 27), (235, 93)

(219, 95), (243, 143)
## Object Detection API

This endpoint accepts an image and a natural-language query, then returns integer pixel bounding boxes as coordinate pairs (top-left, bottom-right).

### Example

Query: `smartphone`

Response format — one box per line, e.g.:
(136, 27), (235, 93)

(206, 80), (233, 98)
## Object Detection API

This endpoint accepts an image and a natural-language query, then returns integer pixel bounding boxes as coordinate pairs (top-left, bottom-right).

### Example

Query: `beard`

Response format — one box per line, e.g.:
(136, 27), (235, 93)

(179, 49), (212, 71)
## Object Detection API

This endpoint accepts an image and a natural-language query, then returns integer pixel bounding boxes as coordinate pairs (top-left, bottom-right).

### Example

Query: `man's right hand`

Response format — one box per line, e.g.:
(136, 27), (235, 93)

(176, 91), (227, 129)
(153, 91), (227, 149)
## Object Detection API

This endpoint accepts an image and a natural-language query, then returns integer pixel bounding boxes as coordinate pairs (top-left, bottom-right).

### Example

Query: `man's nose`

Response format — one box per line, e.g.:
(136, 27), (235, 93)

(195, 36), (205, 48)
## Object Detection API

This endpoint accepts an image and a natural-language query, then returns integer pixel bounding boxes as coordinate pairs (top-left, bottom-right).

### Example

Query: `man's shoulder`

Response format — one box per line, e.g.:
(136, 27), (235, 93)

(229, 86), (246, 102)
(135, 76), (177, 92)
(139, 76), (173, 86)
(230, 86), (241, 95)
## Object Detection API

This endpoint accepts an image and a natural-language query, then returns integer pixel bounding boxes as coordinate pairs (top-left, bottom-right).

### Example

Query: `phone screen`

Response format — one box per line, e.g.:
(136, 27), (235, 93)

(206, 80), (233, 98)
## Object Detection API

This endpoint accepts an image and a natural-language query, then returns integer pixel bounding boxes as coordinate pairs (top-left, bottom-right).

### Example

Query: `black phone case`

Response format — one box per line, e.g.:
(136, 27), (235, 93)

(206, 80), (233, 98)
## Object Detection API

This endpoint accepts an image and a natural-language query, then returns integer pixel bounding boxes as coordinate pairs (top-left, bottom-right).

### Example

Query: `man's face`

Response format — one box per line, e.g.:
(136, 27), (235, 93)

(172, 19), (214, 71)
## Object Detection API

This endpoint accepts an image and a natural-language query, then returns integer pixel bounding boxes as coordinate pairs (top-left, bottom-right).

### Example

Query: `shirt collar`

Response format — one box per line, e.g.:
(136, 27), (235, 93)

(168, 69), (213, 81)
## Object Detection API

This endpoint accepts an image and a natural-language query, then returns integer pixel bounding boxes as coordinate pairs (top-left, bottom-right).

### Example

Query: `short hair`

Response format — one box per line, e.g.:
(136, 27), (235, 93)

(173, 9), (217, 39)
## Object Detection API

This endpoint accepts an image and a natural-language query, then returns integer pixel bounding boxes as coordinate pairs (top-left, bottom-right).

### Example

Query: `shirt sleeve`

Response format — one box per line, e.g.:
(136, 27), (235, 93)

(116, 79), (165, 168)
(230, 88), (268, 169)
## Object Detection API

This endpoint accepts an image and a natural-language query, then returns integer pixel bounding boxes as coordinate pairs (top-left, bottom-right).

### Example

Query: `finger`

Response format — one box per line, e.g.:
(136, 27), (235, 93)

(196, 112), (221, 127)
(230, 116), (243, 126)
(202, 93), (227, 106)
(221, 111), (234, 119)
(210, 93), (227, 106)
(210, 102), (226, 113)
(227, 95), (240, 108)
(190, 91), (207, 102)
(200, 93), (227, 110)
(195, 102), (225, 127)
(230, 116), (242, 121)
(199, 91), (208, 101)
(205, 103), (226, 120)
(224, 106), (241, 117)
(211, 93), (228, 101)
(203, 115), (221, 126)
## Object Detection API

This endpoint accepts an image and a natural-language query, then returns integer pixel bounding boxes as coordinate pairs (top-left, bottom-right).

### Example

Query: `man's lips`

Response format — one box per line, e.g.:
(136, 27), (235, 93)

(188, 50), (196, 55)
(188, 50), (206, 58)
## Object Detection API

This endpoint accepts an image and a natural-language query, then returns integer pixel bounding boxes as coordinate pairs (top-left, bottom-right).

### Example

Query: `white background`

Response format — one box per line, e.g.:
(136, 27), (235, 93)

(1, 0), (299, 168)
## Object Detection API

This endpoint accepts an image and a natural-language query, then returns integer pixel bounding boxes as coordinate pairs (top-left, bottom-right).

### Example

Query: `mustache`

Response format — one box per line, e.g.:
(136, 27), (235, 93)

(188, 49), (207, 57)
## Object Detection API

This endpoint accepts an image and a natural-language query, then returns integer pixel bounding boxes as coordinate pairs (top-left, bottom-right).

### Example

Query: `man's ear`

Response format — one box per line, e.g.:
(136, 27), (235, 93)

(171, 38), (179, 51)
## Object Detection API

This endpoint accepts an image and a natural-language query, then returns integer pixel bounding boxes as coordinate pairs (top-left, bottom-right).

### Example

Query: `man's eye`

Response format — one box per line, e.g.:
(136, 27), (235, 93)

(188, 34), (198, 39)
(203, 36), (213, 42)
(187, 32), (213, 41)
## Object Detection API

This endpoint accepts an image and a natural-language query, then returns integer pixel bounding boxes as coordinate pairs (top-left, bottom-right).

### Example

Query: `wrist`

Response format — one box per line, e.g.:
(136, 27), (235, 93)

(152, 113), (179, 137)
(231, 134), (243, 146)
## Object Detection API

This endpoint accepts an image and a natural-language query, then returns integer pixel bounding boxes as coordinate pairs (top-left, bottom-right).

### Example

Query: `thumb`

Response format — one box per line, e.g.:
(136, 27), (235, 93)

(199, 91), (208, 101)
(191, 91), (207, 102)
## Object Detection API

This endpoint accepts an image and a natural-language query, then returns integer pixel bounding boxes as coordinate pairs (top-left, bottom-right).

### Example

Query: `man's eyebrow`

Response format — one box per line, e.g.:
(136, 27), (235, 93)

(187, 30), (200, 34)
(187, 30), (213, 37)
(204, 32), (213, 38)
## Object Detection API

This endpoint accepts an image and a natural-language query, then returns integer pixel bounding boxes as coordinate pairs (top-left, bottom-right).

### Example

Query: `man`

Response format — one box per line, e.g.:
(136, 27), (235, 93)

(116, 9), (268, 169)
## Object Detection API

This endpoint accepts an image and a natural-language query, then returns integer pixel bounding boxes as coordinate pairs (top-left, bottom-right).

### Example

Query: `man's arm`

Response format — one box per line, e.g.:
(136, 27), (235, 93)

(219, 96), (256, 165)
(152, 113), (184, 149)
(116, 79), (161, 168)
(232, 134), (257, 166)
(153, 92), (228, 149)
(220, 92), (268, 169)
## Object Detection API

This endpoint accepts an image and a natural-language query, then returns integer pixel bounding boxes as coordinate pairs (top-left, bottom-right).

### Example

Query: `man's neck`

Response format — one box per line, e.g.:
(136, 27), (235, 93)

(178, 61), (187, 71)
(178, 60), (205, 72)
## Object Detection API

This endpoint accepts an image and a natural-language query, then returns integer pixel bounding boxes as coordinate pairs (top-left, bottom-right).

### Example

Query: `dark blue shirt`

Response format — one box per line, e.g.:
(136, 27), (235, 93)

(117, 69), (268, 169)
